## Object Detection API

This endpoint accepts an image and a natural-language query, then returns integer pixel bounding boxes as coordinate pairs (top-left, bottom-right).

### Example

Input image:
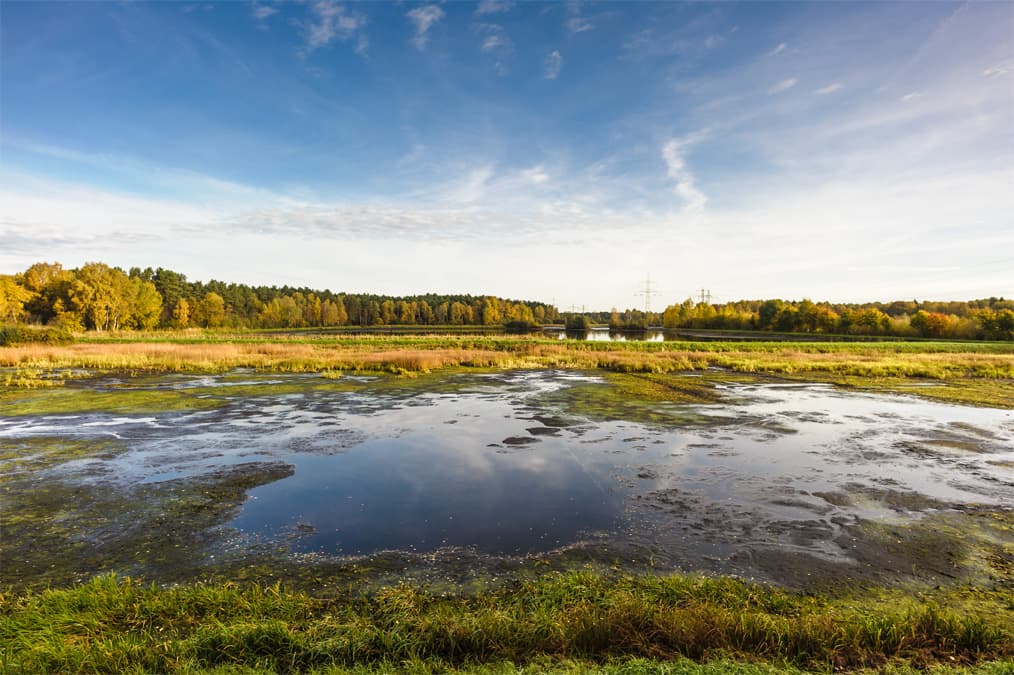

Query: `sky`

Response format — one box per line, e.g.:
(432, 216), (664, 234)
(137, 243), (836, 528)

(1, 1), (1012, 310)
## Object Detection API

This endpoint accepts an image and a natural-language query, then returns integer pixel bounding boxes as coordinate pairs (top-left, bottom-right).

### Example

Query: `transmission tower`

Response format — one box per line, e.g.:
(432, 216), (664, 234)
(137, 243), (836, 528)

(698, 288), (712, 304)
(636, 275), (660, 324)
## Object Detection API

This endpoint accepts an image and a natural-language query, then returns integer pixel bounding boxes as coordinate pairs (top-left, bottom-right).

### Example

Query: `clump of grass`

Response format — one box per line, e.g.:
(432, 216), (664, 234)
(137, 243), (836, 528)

(1, 572), (1010, 673)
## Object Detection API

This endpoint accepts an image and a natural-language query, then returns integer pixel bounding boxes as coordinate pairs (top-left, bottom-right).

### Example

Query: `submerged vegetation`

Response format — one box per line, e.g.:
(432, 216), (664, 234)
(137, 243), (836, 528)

(2, 572), (1012, 673)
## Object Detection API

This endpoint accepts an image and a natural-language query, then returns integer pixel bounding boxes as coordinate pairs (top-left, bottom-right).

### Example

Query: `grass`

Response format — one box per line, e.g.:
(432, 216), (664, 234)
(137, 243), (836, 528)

(0, 335), (1011, 409)
(1, 571), (1011, 674)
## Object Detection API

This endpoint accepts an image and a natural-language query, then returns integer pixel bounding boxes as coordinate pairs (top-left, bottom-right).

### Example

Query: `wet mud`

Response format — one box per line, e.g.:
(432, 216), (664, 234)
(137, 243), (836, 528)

(1, 369), (1011, 593)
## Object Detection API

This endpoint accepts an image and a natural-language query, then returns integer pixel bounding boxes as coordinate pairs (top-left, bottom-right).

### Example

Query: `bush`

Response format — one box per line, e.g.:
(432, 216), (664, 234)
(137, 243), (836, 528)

(503, 320), (541, 334)
(0, 324), (73, 346)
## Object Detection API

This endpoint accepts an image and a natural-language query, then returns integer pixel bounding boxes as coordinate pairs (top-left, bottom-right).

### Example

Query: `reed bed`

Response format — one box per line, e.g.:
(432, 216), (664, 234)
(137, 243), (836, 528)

(2, 339), (1011, 379)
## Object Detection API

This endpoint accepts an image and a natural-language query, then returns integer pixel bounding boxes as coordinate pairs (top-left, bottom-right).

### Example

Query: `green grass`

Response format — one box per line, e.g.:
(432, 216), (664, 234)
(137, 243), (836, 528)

(2, 572), (1011, 674)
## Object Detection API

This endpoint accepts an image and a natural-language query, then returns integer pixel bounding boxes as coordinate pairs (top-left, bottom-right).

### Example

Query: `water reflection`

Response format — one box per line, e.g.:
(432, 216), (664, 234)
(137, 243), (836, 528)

(2, 370), (1011, 567)
(550, 328), (666, 342)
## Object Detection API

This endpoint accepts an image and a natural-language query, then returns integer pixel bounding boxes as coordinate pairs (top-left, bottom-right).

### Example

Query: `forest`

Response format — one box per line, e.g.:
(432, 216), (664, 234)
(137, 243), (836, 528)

(1, 260), (1012, 340)
(0, 262), (557, 331)
(603, 297), (1014, 341)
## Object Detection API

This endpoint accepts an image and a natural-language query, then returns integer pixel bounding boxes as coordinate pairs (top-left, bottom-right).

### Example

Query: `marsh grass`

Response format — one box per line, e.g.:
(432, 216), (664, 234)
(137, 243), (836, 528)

(1, 572), (1011, 673)
(2, 337), (1011, 380)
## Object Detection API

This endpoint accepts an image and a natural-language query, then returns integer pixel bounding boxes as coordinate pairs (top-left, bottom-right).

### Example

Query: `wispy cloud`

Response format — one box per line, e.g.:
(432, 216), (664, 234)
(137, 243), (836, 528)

(768, 42), (787, 56)
(520, 165), (550, 184)
(475, 23), (512, 55)
(982, 62), (1012, 78)
(662, 137), (707, 214)
(566, 1), (593, 33)
(544, 50), (562, 80)
(768, 77), (798, 95)
(901, 91), (925, 102)
(815, 82), (843, 95)
(482, 34), (505, 52)
(252, 4), (277, 21)
(475, 0), (512, 16)
(301, 1), (366, 51)
(407, 5), (444, 51)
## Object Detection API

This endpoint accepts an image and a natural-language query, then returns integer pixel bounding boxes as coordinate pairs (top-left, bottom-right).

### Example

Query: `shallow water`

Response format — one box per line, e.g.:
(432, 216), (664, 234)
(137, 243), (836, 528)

(2, 369), (1012, 576)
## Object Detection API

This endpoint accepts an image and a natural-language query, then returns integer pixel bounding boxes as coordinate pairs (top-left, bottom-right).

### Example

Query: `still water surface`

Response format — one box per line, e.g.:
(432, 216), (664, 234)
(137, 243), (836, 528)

(2, 370), (1011, 565)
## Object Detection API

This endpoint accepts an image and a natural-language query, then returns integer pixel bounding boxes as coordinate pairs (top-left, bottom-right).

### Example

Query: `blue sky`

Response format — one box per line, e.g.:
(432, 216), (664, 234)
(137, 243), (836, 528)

(1, 1), (1011, 308)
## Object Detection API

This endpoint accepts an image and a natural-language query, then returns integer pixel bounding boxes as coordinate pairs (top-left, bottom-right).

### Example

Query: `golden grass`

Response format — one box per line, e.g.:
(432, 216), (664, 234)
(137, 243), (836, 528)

(1, 340), (1012, 380)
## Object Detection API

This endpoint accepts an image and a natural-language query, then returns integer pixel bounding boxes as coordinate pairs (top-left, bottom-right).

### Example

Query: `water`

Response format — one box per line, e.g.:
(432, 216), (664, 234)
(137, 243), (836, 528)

(547, 328), (666, 341)
(2, 370), (1011, 568)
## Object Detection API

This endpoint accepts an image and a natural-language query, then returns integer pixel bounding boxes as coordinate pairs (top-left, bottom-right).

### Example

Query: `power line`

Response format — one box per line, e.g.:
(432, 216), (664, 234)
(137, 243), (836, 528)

(636, 275), (660, 316)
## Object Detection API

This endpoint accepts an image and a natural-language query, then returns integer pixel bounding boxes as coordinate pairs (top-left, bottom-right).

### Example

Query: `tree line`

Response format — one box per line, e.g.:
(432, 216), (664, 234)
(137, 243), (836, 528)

(650, 297), (1014, 340)
(587, 297), (1014, 341)
(0, 262), (558, 331)
(2, 261), (1010, 340)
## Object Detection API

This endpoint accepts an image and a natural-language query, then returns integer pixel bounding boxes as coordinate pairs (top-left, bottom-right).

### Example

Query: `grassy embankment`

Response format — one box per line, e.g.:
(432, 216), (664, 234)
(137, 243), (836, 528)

(2, 572), (1012, 674)
(2, 333), (1012, 407)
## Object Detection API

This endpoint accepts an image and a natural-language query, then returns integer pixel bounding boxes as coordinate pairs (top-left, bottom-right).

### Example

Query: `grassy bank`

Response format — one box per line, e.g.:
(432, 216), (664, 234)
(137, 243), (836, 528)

(2, 572), (1011, 674)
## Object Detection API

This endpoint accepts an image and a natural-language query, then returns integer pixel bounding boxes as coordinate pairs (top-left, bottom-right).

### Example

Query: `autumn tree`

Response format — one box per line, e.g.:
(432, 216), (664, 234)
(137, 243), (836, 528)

(172, 298), (191, 328)
(198, 292), (226, 328)
(0, 275), (32, 323)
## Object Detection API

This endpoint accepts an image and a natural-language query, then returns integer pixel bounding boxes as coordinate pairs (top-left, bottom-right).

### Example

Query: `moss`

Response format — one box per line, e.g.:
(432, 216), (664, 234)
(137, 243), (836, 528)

(532, 371), (725, 428)
(0, 461), (294, 590)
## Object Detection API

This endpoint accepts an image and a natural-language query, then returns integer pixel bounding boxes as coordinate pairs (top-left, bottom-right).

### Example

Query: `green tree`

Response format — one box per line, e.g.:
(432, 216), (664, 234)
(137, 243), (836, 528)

(130, 279), (163, 330)
(69, 263), (133, 331)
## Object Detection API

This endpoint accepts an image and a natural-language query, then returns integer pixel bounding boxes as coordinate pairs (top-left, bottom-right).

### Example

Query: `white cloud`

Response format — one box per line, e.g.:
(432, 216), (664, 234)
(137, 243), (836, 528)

(475, 0), (512, 16)
(768, 77), (798, 94)
(544, 50), (562, 80)
(302, 1), (366, 51)
(815, 82), (843, 95)
(483, 35), (506, 52)
(662, 138), (707, 214)
(768, 42), (787, 56)
(704, 35), (721, 49)
(476, 24), (512, 54)
(520, 165), (550, 184)
(252, 4), (277, 21)
(901, 91), (926, 102)
(567, 17), (593, 33)
(982, 62), (1012, 78)
(407, 5), (444, 51)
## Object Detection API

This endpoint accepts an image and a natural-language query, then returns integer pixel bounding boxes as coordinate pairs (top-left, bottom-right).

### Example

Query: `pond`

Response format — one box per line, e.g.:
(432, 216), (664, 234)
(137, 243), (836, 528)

(1, 369), (1012, 588)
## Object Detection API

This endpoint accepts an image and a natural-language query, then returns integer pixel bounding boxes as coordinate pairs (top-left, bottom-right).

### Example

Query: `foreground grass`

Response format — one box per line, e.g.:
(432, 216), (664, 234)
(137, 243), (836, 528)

(2, 572), (1011, 674)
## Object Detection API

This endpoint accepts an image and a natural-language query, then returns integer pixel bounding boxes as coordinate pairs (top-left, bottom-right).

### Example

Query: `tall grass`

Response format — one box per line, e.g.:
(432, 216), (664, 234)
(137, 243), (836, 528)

(2, 572), (1010, 673)
(2, 338), (1011, 379)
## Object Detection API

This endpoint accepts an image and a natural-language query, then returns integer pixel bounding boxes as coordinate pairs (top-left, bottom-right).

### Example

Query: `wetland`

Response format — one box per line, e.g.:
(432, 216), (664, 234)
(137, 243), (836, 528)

(2, 338), (1013, 672)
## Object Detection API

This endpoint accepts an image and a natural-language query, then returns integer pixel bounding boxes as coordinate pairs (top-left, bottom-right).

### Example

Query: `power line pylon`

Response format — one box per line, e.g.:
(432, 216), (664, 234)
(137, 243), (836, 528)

(636, 275), (660, 324)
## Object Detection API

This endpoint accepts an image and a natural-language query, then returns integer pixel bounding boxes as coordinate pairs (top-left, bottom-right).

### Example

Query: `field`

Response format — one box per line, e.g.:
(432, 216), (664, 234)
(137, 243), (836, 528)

(1, 332), (1012, 673)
